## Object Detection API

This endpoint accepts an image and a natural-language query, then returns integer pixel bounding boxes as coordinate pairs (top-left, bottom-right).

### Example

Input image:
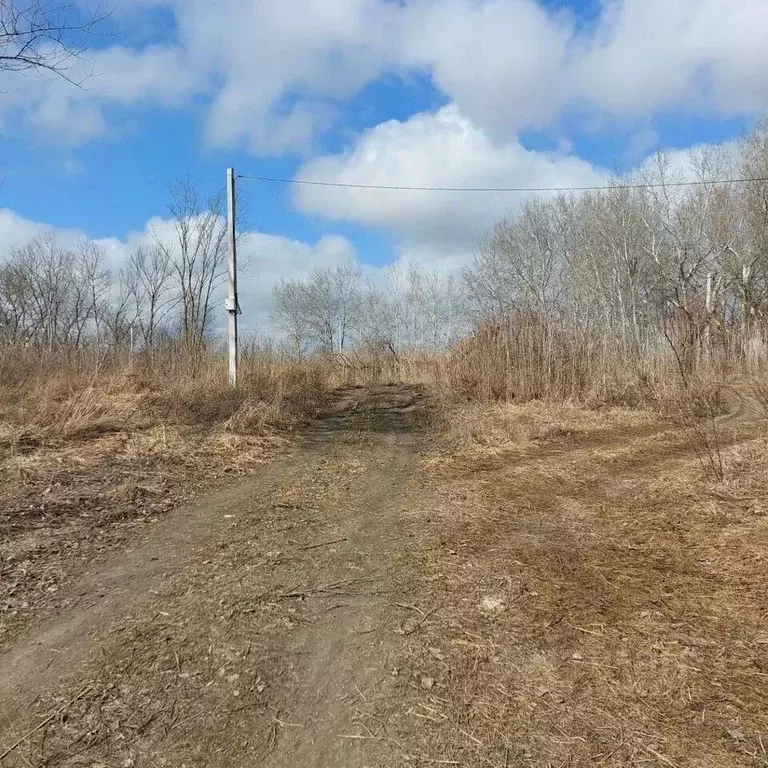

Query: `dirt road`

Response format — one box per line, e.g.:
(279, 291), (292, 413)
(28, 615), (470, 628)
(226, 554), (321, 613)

(0, 385), (429, 767)
(4, 388), (766, 767)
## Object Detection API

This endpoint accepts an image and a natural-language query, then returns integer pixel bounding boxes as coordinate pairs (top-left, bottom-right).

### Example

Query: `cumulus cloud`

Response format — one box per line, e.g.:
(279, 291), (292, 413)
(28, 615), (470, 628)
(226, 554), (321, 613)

(398, 0), (575, 136)
(0, 209), (53, 250)
(0, 0), (399, 150)
(293, 104), (607, 261)
(405, 0), (768, 133)
(4, 0), (768, 325)
(0, 44), (202, 144)
(577, 0), (768, 118)
(4, 0), (768, 150)
(188, 0), (402, 153)
(232, 232), (359, 332)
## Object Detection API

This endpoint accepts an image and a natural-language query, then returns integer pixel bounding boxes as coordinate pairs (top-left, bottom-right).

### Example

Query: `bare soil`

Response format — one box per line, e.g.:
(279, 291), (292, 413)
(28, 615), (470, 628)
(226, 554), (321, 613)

(1, 388), (767, 767)
(0, 412), (291, 648)
(0, 384), (431, 767)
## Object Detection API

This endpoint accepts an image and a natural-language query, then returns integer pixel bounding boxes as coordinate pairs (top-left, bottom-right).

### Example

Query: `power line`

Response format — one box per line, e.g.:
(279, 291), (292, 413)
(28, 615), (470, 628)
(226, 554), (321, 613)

(236, 173), (768, 193)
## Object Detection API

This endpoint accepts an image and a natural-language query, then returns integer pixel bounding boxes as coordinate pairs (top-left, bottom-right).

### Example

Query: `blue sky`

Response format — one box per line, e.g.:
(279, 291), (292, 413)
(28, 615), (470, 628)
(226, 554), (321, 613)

(2, 0), (768, 329)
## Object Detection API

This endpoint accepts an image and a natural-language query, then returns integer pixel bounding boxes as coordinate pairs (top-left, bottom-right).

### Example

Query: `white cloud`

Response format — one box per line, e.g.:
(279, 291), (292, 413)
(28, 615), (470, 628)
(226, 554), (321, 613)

(189, 0), (402, 153)
(405, 0), (768, 135)
(236, 232), (359, 332)
(0, 209), (52, 251)
(5, 0), (768, 151)
(573, 0), (768, 118)
(399, 0), (574, 136)
(0, 0), (399, 150)
(0, 208), (141, 275)
(293, 104), (607, 262)
(4, 0), (768, 314)
(0, 44), (202, 144)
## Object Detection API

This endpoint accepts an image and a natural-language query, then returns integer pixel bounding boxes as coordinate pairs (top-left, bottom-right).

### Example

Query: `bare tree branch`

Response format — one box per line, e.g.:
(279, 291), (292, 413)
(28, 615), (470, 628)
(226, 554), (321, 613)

(0, 0), (110, 83)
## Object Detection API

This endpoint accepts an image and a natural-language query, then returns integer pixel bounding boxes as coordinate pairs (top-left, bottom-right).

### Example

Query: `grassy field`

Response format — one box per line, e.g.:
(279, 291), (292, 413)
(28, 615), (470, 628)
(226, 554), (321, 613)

(1, 346), (768, 766)
(392, 399), (768, 767)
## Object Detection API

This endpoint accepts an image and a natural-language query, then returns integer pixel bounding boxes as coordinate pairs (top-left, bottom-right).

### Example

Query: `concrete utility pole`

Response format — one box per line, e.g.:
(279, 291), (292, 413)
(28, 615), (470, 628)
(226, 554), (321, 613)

(226, 168), (239, 388)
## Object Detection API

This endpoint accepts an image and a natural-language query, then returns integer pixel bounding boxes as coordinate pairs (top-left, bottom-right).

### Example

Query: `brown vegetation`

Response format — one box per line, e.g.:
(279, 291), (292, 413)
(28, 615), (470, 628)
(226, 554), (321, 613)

(0, 346), (341, 645)
(392, 398), (768, 767)
(0, 342), (767, 766)
(4, 126), (768, 766)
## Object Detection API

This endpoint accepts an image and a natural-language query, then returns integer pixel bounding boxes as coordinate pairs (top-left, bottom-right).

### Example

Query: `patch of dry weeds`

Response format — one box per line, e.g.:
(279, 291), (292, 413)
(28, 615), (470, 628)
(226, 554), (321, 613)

(393, 402), (768, 767)
(0, 378), (313, 646)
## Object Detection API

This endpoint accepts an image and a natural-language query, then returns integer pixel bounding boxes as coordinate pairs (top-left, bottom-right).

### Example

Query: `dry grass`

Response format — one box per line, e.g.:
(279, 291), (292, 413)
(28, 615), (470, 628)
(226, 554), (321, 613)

(2, 366), (768, 766)
(4, 328), (768, 766)
(0, 388), (419, 768)
(391, 399), (768, 767)
(0, 346), (344, 645)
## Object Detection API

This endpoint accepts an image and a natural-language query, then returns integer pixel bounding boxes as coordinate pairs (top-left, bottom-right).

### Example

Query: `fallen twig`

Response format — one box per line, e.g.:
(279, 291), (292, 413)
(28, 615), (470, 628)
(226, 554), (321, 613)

(396, 602), (426, 616)
(569, 624), (605, 637)
(398, 606), (440, 635)
(638, 743), (680, 768)
(0, 685), (92, 761)
(300, 537), (347, 551)
(282, 576), (370, 599)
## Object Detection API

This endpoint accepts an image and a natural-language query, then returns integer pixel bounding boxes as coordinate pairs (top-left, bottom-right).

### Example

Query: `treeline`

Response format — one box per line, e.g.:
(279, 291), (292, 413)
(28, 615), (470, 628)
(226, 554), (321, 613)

(272, 262), (462, 355)
(0, 181), (228, 358)
(466, 127), (768, 374)
(6, 121), (768, 393)
(449, 123), (768, 401)
(274, 122), (768, 393)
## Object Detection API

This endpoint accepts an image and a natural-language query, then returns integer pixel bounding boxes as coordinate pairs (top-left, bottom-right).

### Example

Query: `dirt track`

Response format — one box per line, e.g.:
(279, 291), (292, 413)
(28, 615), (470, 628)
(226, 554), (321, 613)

(2, 387), (768, 767)
(0, 385), (429, 767)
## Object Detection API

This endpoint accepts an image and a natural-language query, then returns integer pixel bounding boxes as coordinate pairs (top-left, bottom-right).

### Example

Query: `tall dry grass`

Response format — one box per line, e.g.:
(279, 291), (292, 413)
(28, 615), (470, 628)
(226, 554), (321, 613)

(431, 311), (768, 409)
(417, 311), (768, 483)
(0, 343), (346, 455)
(2, 313), (764, 473)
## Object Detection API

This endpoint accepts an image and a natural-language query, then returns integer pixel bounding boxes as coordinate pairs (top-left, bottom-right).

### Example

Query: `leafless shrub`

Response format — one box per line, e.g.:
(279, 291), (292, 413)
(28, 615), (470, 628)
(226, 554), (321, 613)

(666, 380), (727, 483)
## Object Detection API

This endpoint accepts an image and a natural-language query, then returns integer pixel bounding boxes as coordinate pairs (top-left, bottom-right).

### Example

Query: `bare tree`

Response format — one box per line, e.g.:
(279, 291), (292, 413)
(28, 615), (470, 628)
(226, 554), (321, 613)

(0, 234), (113, 350)
(331, 262), (363, 351)
(0, 251), (31, 344)
(72, 240), (111, 345)
(466, 198), (566, 325)
(154, 179), (228, 361)
(1, 0), (109, 82)
(273, 278), (309, 356)
(103, 267), (137, 350)
(458, 123), (768, 390)
(358, 279), (394, 347)
(382, 262), (407, 350)
(271, 260), (458, 356)
(296, 263), (362, 353)
(10, 233), (75, 350)
(125, 244), (177, 348)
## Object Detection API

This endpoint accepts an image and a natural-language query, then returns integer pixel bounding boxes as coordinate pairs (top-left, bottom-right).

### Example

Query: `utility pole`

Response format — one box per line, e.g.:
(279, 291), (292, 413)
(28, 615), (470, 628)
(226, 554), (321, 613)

(226, 168), (239, 387)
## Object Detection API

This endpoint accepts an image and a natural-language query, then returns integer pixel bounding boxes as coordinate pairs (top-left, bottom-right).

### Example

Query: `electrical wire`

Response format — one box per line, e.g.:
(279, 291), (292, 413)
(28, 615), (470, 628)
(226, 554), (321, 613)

(236, 173), (768, 194)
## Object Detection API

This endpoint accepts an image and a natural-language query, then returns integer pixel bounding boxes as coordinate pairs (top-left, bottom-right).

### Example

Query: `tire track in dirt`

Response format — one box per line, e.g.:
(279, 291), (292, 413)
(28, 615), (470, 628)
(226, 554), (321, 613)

(261, 434), (416, 767)
(0, 384), (426, 767)
(0, 452), (317, 711)
(257, 384), (427, 767)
